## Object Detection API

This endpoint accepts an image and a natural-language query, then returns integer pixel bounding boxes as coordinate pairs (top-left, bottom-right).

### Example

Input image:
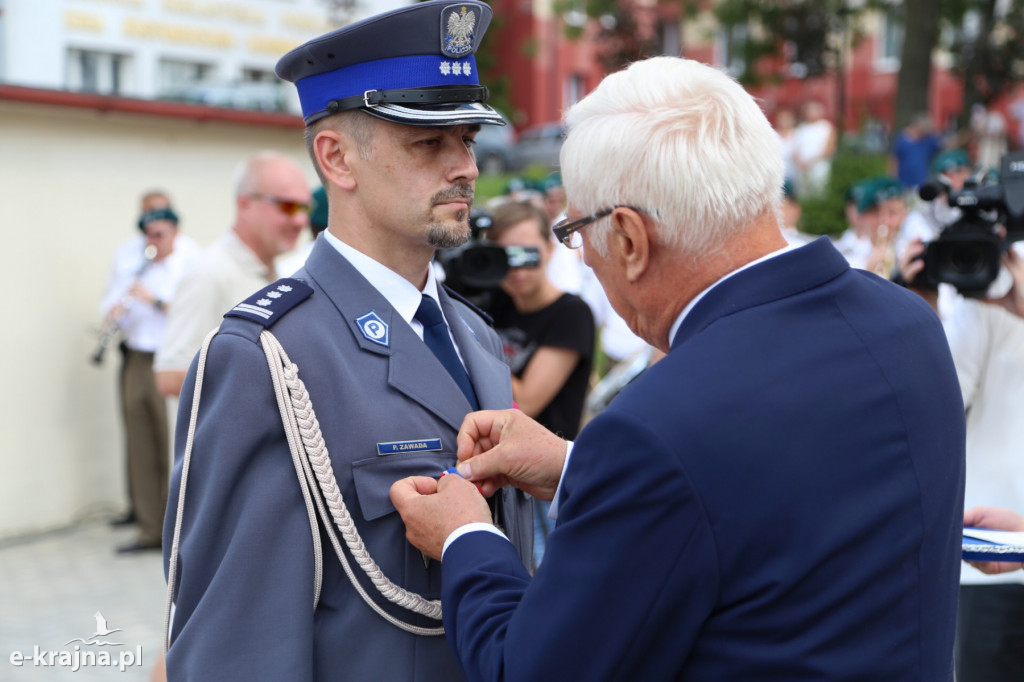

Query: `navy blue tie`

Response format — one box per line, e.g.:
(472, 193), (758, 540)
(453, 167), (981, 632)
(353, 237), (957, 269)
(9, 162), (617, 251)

(414, 295), (479, 410)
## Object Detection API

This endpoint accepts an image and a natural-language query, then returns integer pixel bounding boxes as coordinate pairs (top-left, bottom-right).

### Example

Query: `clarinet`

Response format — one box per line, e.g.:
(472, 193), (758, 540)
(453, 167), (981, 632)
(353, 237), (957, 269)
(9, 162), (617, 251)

(91, 244), (158, 365)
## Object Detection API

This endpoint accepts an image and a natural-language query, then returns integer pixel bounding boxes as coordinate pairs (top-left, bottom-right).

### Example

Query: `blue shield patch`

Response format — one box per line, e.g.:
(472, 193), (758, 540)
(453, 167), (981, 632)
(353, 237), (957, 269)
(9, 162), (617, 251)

(355, 311), (390, 347)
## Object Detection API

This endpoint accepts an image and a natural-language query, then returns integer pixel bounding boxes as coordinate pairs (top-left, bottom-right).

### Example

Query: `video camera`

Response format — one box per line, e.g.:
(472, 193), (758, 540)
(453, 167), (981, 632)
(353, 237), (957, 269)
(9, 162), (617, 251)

(437, 209), (541, 308)
(915, 151), (1024, 297)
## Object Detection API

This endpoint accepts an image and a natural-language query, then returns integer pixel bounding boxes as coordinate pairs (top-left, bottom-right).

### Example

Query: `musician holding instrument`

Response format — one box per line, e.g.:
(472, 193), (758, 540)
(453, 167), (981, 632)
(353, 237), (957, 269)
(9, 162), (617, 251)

(98, 193), (200, 554)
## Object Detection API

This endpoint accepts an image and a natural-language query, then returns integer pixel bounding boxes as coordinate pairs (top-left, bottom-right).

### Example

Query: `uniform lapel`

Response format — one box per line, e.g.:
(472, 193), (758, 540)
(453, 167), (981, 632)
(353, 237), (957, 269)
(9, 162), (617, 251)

(302, 239), (482, 431)
(437, 287), (512, 411)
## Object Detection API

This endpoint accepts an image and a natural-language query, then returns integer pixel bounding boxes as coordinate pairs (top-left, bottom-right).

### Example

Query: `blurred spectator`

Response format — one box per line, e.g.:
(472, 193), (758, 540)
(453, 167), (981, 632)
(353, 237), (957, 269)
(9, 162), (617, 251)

(898, 240), (1024, 682)
(793, 100), (836, 198)
(856, 176), (906, 278)
(970, 101), (1008, 172)
(542, 175), (567, 225)
(98, 191), (200, 553)
(897, 150), (974, 322)
(1009, 86), (1024, 150)
(485, 201), (595, 568)
(279, 185), (329, 276)
(834, 181), (869, 267)
(912, 149), (973, 236)
(154, 151), (310, 398)
(890, 112), (943, 191)
(775, 108), (799, 191)
(780, 179), (813, 246)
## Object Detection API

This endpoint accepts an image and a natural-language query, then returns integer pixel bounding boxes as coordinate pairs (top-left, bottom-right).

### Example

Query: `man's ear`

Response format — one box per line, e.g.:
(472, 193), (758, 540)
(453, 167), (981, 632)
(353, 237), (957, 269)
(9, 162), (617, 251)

(610, 208), (651, 283)
(314, 129), (357, 191)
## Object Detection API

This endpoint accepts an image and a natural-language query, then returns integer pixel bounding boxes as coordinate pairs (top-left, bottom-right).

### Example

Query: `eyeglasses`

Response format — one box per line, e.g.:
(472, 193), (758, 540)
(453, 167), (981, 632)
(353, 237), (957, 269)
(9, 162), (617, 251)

(552, 205), (642, 249)
(248, 193), (311, 217)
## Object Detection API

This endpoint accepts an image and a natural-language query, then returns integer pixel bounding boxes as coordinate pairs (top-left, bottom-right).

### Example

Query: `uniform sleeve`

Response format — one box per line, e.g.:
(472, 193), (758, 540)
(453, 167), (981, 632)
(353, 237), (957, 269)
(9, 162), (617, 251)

(163, 329), (316, 681)
(441, 410), (719, 682)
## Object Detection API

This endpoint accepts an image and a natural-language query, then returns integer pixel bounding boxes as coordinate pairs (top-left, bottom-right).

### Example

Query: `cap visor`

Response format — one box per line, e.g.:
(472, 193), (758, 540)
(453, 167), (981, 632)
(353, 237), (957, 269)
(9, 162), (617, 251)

(363, 101), (506, 126)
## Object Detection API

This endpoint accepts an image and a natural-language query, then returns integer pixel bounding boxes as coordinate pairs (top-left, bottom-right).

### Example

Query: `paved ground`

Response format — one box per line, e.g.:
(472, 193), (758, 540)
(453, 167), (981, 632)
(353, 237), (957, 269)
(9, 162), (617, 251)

(0, 520), (165, 681)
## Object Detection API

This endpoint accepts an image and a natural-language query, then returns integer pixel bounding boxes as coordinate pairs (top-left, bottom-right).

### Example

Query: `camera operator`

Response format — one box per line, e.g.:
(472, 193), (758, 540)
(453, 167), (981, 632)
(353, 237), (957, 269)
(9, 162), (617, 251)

(480, 201), (595, 569)
(909, 149), (973, 236)
(897, 154), (1024, 681)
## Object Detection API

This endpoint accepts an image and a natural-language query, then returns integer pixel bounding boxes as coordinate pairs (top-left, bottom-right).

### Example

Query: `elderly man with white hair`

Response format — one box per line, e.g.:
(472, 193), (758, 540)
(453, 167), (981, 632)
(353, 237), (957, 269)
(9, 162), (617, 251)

(391, 56), (966, 681)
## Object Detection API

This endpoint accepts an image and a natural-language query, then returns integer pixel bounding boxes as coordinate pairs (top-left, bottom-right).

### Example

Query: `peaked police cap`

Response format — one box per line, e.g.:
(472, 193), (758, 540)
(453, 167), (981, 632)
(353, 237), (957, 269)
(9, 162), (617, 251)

(276, 1), (504, 128)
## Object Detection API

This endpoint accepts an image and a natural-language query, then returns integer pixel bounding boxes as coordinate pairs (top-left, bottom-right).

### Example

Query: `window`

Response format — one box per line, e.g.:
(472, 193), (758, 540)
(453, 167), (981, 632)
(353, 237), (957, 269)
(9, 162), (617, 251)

(879, 7), (904, 66)
(158, 59), (215, 94)
(660, 19), (681, 57)
(241, 68), (277, 84)
(66, 49), (131, 95)
(564, 74), (585, 110)
(718, 23), (748, 78)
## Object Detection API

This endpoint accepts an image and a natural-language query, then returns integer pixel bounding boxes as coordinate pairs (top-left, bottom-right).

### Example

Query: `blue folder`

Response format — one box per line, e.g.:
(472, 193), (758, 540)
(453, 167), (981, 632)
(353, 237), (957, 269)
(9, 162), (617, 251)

(962, 527), (1024, 562)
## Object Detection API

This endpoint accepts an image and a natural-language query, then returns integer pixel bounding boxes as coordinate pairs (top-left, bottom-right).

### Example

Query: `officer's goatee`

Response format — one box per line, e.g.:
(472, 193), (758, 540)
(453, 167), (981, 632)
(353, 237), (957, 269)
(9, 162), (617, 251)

(427, 184), (474, 248)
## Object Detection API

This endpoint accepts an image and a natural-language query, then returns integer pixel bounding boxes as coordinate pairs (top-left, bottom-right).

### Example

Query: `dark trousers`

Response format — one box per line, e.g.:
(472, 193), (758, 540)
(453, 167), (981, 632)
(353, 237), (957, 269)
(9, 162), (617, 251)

(956, 583), (1024, 682)
(121, 349), (169, 545)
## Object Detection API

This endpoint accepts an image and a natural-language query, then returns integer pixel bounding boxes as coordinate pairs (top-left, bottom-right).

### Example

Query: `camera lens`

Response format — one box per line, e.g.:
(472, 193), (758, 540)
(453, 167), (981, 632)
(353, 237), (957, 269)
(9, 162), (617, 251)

(947, 244), (986, 275)
(459, 245), (509, 288)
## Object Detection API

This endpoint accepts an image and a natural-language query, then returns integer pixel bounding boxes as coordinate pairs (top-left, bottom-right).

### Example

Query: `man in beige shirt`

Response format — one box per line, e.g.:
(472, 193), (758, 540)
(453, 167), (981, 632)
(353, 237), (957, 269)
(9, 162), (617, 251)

(155, 151), (311, 397)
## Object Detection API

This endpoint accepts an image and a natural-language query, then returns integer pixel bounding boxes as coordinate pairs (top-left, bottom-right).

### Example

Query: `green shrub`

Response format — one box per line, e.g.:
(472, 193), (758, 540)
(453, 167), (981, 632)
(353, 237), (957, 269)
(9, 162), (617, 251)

(799, 150), (888, 237)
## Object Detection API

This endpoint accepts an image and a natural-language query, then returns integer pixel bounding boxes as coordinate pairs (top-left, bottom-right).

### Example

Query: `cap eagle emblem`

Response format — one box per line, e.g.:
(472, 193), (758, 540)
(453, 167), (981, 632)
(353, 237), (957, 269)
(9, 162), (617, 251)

(446, 6), (476, 55)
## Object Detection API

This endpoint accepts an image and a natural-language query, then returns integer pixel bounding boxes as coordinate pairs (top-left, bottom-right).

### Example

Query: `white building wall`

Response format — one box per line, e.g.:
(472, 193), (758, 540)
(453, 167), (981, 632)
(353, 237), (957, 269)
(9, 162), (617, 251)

(2, 0), (409, 109)
(0, 99), (315, 540)
(0, 0), (415, 540)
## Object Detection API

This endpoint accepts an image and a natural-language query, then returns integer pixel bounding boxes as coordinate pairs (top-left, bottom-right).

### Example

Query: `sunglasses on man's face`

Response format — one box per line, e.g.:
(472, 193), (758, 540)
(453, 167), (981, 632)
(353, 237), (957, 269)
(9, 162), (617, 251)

(248, 193), (311, 217)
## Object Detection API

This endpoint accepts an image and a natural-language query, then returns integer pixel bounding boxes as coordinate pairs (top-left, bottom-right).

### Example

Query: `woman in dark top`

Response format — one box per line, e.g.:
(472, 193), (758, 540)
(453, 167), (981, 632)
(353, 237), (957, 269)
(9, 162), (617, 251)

(486, 201), (595, 567)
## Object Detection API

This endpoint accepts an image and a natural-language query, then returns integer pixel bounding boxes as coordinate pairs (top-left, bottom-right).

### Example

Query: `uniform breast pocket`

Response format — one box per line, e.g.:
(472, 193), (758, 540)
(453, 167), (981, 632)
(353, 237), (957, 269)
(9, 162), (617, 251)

(351, 451), (455, 521)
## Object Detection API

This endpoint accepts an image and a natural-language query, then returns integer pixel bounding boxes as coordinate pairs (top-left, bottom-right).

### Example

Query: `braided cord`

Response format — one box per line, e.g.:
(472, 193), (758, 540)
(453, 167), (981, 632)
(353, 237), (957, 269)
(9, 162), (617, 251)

(260, 331), (444, 633)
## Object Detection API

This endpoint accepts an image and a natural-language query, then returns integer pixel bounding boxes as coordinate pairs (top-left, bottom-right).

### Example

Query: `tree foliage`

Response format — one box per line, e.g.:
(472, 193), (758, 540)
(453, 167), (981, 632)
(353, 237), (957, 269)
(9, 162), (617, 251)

(554, 0), (666, 72)
(554, 0), (1024, 131)
(711, 0), (871, 84)
(946, 0), (1024, 126)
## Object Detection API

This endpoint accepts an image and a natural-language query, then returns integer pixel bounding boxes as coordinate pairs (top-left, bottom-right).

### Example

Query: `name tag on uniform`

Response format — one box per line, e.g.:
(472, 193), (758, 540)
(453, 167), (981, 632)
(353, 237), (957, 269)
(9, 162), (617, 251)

(376, 438), (443, 456)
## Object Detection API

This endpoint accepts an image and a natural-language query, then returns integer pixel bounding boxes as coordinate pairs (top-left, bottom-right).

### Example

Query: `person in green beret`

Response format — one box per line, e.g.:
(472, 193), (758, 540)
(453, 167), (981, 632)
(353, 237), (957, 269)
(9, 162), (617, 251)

(856, 176), (907, 278)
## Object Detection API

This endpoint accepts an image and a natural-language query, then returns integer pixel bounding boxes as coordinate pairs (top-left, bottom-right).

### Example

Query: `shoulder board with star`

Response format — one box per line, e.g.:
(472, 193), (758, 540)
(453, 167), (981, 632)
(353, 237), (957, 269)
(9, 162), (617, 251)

(443, 283), (493, 327)
(223, 278), (313, 328)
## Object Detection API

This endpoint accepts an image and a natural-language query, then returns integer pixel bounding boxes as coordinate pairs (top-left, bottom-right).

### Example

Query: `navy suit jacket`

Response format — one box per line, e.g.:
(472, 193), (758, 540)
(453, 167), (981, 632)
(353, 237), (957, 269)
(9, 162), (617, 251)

(442, 238), (966, 681)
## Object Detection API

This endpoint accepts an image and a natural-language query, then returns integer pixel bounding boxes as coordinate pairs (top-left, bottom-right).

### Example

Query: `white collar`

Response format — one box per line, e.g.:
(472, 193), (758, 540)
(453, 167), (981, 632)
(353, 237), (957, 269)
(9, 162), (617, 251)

(322, 230), (441, 326)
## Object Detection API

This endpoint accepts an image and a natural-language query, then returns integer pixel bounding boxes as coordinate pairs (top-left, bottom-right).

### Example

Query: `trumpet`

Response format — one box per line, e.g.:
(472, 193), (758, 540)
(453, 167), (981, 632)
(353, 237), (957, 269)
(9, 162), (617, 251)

(91, 244), (158, 365)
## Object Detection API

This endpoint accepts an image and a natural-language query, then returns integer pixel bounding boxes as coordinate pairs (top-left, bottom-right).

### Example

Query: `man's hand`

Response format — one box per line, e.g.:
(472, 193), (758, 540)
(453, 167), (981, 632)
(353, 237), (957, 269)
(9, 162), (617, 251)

(964, 505), (1024, 575)
(896, 237), (927, 283)
(455, 409), (567, 501)
(389, 474), (492, 561)
(1001, 247), (1024, 318)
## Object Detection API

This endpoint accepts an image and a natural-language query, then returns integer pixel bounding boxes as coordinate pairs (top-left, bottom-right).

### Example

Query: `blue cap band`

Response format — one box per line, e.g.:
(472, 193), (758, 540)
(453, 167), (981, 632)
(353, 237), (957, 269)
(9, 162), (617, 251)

(297, 54), (479, 123)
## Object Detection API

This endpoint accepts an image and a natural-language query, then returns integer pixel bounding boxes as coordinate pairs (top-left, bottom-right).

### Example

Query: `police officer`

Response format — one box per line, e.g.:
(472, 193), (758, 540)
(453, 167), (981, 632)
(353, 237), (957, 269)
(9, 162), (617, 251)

(162, 3), (531, 679)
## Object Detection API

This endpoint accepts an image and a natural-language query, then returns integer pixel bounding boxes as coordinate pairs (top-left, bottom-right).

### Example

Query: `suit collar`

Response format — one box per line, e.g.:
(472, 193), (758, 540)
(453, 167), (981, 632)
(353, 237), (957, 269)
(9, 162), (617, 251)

(671, 236), (848, 350)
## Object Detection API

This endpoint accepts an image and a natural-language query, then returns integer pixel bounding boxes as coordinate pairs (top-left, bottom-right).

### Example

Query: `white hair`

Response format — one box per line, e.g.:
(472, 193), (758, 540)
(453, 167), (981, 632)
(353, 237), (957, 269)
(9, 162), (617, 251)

(560, 56), (783, 258)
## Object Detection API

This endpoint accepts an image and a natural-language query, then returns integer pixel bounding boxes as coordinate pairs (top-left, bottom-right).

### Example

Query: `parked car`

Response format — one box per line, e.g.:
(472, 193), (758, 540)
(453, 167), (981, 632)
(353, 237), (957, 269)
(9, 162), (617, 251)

(509, 123), (565, 172)
(473, 114), (516, 174)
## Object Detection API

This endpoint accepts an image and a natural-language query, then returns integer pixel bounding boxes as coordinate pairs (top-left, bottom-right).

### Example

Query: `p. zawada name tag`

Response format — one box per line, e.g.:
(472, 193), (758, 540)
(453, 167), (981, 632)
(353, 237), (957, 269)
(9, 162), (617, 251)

(376, 438), (443, 456)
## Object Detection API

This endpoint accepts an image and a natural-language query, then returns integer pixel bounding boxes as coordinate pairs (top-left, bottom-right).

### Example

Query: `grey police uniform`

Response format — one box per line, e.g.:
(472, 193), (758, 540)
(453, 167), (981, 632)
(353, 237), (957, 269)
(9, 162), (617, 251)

(164, 237), (532, 680)
(163, 2), (530, 678)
